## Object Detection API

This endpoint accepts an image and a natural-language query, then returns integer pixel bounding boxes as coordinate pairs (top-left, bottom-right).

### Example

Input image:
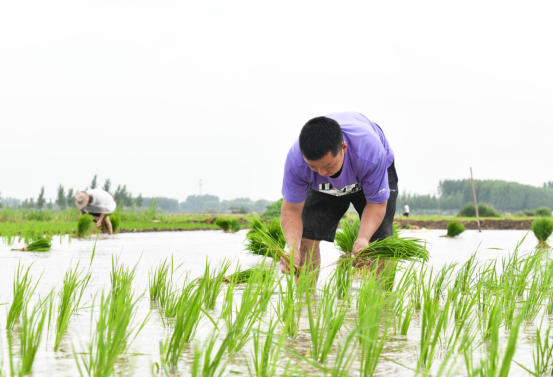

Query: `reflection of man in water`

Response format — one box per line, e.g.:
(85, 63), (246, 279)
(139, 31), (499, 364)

(279, 112), (398, 276)
(403, 203), (410, 217)
(74, 189), (117, 235)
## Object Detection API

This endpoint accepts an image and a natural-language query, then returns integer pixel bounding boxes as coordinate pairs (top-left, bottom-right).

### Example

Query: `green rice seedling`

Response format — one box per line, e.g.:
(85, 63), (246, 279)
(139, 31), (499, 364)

(224, 265), (273, 284)
(149, 258), (171, 302)
(336, 256), (354, 299)
(445, 220), (466, 238)
(165, 279), (208, 367)
(246, 228), (291, 266)
(453, 253), (478, 294)
(247, 317), (283, 377)
(306, 276), (349, 364)
(221, 272), (237, 329)
(55, 264), (92, 351)
(418, 275), (452, 372)
(226, 268), (276, 355)
(20, 294), (52, 375)
(357, 267), (386, 319)
(276, 252), (313, 338)
(465, 309), (522, 377)
(77, 214), (93, 237)
(230, 218), (241, 232)
(327, 332), (358, 377)
(214, 217), (241, 233)
(164, 277), (196, 320)
(532, 216), (553, 248)
(110, 255), (139, 299)
(108, 213), (120, 232)
(190, 330), (230, 377)
(410, 265), (427, 310)
(518, 327), (553, 376)
(514, 250), (542, 297)
(202, 259), (231, 310)
(335, 216), (360, 253)
(11, 235), (52, 251)
(355, 234), (429, 263)
(245, 217), (285, 259)
(520, 271), (548, 324)
(7, 262), (41, 330)
(358, 296), (389, 377)
(448, 284), (479, 351)
(389, 264), (417, 336)
(479, 294), (503, 341)
(75, 285), (147, 377)
(544, 262), (553, 315)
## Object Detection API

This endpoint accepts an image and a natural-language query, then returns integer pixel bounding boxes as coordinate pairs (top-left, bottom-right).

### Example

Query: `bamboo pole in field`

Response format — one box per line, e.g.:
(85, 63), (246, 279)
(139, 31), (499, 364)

(470, 167), (481, 232)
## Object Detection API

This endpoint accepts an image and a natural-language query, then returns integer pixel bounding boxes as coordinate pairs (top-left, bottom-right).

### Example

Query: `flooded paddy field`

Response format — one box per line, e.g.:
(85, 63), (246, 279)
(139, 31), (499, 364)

(0, 229), (548, 376)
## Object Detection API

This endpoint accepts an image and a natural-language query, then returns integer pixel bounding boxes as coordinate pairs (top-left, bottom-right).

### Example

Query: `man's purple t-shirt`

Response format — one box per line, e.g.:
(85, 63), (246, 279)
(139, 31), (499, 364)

(282, 112), (395, 204)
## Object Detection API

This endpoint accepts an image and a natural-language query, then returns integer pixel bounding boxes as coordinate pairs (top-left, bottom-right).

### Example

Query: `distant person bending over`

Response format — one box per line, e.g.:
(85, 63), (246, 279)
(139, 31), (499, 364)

(75, 188), (117, 235)
(403, 203), (410, 217)
(280, 112), (398, 278)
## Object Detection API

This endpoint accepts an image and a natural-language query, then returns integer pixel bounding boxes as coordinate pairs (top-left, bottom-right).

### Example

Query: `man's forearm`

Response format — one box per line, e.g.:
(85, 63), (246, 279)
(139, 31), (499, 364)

(358, 200), (387, 242)
(98, 213), (106, 222)
(281, 210), (303, 251)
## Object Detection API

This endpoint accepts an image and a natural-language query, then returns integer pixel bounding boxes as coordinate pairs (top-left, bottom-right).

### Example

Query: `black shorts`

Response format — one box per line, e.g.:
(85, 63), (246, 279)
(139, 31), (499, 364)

(302, 161), (398, 243)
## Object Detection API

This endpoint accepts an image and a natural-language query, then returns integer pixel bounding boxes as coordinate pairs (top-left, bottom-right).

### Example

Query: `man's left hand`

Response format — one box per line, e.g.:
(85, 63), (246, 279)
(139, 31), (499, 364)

(352, 237), (369, 267)
(96, 221), (102, 227)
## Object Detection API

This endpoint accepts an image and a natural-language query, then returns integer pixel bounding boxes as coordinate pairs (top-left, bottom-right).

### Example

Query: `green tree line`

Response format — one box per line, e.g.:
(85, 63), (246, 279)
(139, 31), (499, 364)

(398, 179), (553, 214)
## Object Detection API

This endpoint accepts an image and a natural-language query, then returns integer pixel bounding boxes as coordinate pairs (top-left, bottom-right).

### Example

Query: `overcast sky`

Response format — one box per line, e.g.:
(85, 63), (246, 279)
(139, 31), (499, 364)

(1, 0), (552, 203)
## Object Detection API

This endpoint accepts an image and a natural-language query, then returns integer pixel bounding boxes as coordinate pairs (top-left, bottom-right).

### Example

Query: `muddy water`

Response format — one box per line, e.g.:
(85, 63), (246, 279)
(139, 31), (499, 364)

(0, 229), (543, 376)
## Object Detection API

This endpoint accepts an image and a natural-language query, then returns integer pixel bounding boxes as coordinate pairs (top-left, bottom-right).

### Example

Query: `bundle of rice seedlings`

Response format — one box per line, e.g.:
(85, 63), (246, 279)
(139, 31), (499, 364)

(77, 214), (93, 237)
(224, 266), (272, 284)
(104, 213), (121, 233)
(531, 216), (553, 248)
(335, 217), (360, 254)
(245, 218), (285, 259)
(336, 218), (426, 262)
(355, 233), (428, 263)
(11, 236), (52, 252)
(251, 228), (291, 266)
(215, 218), (241, 233)
(444, 221), (466, 238)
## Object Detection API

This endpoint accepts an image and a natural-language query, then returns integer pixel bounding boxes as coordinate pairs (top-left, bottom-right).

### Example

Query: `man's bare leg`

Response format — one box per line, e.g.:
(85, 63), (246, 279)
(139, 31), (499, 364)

(104, 216), (113, 235)
(299, 238), (321, 282)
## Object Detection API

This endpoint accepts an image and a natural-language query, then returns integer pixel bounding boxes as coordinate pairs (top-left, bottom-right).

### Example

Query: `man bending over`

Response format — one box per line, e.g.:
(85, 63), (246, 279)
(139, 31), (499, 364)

(74, 188), (117, 235)
(280, 112), (398, 276)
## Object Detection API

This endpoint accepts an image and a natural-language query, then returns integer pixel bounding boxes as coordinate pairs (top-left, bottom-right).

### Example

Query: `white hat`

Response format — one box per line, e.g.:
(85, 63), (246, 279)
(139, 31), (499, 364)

(75, 191), (89, 209)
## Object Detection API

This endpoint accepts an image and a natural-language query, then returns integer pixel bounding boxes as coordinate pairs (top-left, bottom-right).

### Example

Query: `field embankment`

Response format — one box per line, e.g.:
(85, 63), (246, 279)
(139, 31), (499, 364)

(395, 218), (533, 230)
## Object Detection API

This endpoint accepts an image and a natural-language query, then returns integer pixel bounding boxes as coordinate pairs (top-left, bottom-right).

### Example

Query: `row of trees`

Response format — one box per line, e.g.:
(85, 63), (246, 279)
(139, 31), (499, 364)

(7, 175), (144, 211)
(397, 179), (553, 214)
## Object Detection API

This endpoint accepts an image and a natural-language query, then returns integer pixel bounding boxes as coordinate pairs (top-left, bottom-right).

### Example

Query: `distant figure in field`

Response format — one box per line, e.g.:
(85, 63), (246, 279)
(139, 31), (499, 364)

(75, 188), (117, 235)
(403, 203), (410, 217)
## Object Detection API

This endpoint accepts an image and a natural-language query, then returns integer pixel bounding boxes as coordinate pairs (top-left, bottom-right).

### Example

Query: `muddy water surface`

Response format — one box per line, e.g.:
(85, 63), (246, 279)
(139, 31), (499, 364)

(0, 229), (544, 376)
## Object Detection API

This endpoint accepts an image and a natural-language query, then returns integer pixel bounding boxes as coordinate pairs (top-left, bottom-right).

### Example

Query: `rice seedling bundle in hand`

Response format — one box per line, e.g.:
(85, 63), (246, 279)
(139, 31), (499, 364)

(11, 235), (51, 252)
(531, 216), (553, 248)
(336, 217), (428, 263)
(445, 221), (466, 238)
(335, 217), (360, 254)
(245, 218), (285, 259)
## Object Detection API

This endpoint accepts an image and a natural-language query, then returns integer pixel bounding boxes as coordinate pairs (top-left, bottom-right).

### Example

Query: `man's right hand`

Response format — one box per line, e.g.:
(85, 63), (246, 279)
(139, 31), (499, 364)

(280, 245), (301, 275)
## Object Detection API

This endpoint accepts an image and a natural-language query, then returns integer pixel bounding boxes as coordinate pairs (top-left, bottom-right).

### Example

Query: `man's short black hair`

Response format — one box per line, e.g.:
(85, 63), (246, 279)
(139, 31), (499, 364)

(299, 116), (343, 161)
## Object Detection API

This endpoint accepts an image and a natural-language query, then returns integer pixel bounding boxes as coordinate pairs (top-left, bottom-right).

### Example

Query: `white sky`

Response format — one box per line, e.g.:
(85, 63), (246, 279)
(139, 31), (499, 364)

(1, 0), (552, 202)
